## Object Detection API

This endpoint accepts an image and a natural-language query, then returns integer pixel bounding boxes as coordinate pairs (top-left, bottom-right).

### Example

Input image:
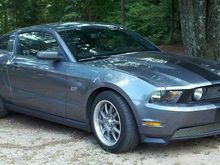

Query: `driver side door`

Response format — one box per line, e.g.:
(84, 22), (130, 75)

(7, 31), (67, 117)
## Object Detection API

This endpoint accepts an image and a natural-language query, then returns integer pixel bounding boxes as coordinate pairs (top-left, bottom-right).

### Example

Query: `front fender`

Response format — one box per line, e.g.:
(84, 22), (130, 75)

(83, 70), (157, 131)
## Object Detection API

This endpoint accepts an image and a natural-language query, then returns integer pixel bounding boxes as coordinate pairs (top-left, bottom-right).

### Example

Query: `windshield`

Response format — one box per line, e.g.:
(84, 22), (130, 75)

(59, 27), (159, 61)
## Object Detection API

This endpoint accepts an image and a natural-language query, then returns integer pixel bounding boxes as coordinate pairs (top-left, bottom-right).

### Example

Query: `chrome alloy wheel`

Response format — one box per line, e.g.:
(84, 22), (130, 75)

(93, 100), (122, 146)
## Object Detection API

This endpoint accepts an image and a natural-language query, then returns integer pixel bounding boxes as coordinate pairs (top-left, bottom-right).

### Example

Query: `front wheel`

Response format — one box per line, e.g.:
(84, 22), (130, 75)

(91, 91), (139, 153)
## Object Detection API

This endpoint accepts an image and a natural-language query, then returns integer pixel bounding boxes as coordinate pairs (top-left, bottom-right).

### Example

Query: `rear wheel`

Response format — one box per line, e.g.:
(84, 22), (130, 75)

(91, 91), (139, 153)
(0, 98), (8, 118)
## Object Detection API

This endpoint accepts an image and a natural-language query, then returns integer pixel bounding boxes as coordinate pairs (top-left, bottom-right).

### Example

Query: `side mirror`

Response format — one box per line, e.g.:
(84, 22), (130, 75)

(37, 51), (63, 61)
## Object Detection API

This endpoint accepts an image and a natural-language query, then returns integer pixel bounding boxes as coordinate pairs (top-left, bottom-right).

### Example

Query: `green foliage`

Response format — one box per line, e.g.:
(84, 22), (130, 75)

(60, 0), (180, 44)
(106, 0), (172, 43)
(0, 0), (181, 44)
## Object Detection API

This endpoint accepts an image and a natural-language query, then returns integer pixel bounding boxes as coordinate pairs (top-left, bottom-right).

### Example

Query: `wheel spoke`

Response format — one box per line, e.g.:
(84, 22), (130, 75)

(107, 130), (111, 141)
(98, 119), (106, 124)
(113, 112), (118, 119)
(113, 120), (120, 125)
(108, 105), (113, 114)
(102, 128), (107, 134)
(100, 110), (107, 119)
(113, 127), (120, 134)
(111, 131), (117, 141)
(104, 103), (109, 114)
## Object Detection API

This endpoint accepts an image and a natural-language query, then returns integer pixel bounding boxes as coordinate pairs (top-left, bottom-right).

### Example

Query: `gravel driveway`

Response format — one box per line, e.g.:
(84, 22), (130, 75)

(0, 114), (220, 165)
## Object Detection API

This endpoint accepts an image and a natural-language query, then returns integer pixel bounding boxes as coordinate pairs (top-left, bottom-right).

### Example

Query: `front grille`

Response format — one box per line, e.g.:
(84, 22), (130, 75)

(178, 84), (220, 103)
(172, 123), (220, 140)
(203, 85), (220, 100)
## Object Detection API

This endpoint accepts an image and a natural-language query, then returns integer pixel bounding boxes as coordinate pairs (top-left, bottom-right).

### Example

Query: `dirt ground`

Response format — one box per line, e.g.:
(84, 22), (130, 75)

(1, 114), (220, 165)
(1, 45), (220, 165)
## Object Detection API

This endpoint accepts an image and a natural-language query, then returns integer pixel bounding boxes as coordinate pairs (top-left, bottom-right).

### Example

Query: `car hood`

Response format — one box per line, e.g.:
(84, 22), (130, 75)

(84, 51), (220, 87)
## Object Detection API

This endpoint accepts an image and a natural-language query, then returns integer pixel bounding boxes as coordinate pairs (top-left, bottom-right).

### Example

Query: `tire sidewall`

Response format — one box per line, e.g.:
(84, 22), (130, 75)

(0, 98), (7, 117)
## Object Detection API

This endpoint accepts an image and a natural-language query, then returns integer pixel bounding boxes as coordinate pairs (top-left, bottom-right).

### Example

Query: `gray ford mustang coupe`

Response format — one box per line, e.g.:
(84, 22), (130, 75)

(1, 22), (220, 153)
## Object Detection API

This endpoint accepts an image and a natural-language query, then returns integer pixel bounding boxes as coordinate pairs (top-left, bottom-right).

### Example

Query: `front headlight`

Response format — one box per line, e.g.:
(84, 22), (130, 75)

(150, 90), (183, 104)
(150, 91), (163, 103)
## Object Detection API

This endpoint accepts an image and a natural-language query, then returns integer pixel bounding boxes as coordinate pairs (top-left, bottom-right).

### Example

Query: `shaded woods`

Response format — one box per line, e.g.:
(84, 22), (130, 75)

(0, 0), (180, 44)
(0, 0), (220, 60)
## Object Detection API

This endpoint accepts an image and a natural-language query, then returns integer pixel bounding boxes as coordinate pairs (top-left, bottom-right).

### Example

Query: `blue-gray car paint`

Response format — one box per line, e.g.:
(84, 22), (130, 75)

(1, 22), (220, 144)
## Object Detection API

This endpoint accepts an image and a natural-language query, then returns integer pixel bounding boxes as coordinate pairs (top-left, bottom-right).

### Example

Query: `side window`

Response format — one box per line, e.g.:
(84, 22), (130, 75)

(0, 35), (10, 51)
(16, 31), (58, 57)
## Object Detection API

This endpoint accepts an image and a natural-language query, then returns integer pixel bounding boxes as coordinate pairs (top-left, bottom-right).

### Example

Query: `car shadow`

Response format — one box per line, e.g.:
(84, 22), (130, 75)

(6, 112), (91, 139)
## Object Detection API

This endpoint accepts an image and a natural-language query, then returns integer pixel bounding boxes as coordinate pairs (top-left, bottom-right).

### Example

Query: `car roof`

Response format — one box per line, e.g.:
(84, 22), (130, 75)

(17, 22), (123, 33)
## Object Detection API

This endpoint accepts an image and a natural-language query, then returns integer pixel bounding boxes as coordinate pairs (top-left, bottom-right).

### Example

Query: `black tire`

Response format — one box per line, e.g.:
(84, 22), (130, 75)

(91, 90), (140, 153)
(0, 98), (7, 118)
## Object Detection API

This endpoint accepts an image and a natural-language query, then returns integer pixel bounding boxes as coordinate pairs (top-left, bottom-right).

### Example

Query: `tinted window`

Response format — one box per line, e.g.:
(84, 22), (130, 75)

(16, 31), (58, 57)
(59, 28), (159, 61)
(0, 35), (10, 51)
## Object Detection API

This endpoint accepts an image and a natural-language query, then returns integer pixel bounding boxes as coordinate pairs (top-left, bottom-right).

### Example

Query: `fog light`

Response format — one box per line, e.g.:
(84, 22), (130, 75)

(144, 121), (162, 127)
(193, 88), (204, 101)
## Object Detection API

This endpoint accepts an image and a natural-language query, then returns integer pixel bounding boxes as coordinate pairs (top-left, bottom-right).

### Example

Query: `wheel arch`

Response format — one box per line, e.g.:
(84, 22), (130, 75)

(85, 84), (140, 132)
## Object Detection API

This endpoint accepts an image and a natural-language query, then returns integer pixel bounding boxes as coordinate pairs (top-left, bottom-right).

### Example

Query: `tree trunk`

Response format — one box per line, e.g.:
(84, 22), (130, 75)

(179, 0), (220, 61)
(170, 0), (175, 43)
(120, 0), (125, 26)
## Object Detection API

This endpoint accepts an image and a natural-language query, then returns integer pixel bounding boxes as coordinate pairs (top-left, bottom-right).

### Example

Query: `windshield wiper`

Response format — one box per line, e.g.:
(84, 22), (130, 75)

(78, 55), (110, 62)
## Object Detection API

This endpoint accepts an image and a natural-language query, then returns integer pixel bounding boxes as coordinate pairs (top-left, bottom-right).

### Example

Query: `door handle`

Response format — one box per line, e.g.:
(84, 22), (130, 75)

(11, 62), (20, 70)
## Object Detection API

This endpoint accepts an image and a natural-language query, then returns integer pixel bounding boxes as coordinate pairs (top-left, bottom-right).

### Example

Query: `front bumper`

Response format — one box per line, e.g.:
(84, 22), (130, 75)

(133, 100), (220, 144)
